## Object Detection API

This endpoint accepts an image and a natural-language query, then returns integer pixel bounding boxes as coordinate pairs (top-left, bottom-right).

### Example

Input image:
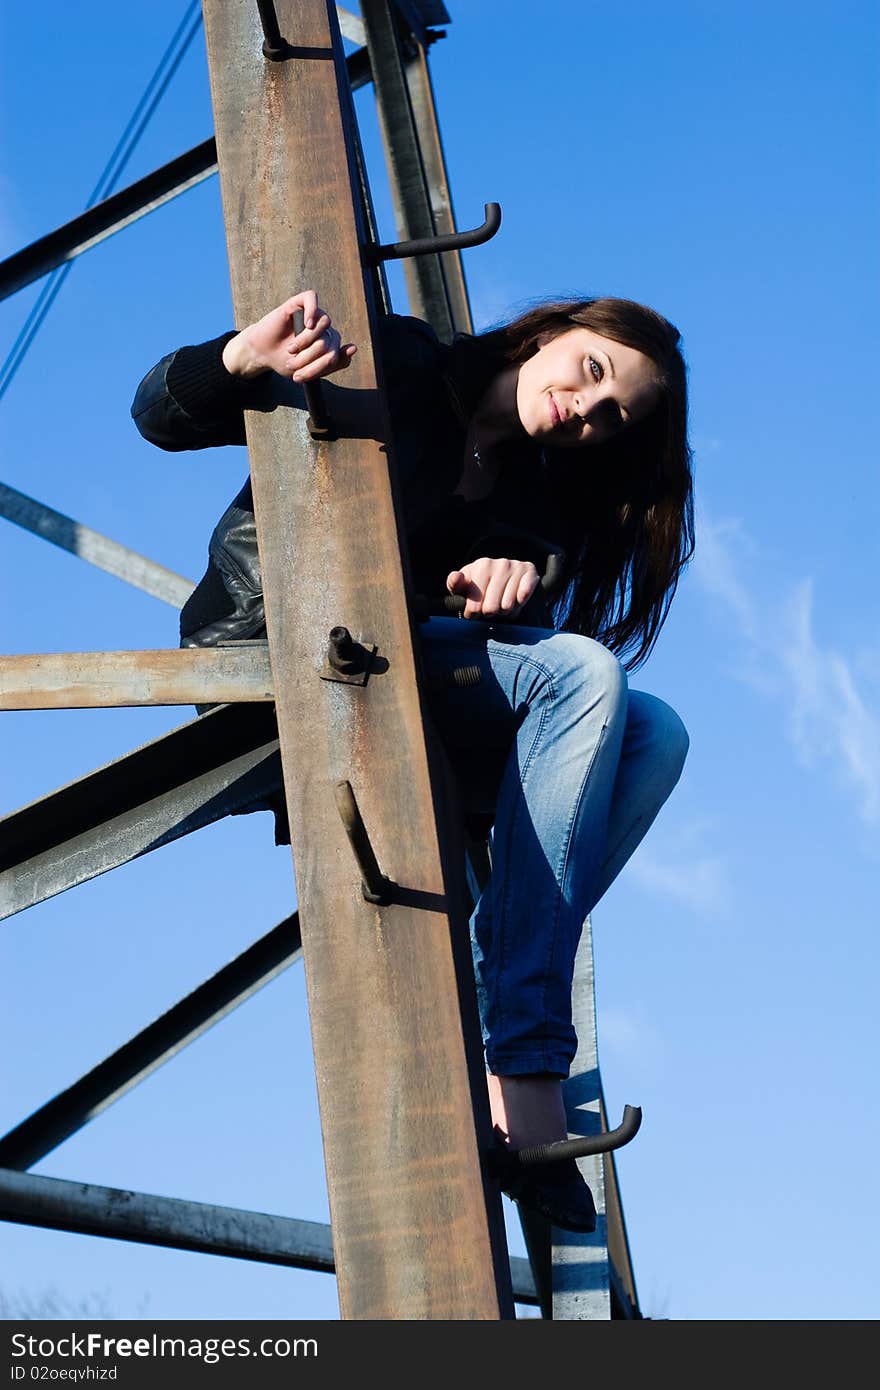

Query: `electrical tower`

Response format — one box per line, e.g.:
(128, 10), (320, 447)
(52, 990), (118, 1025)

(0, 0), (642, 1320)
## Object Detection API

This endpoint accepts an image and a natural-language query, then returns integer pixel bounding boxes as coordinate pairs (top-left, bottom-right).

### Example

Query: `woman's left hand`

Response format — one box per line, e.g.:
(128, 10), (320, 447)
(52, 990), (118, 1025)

(221, 291), (356, 381)
(446, 557), (540, 620)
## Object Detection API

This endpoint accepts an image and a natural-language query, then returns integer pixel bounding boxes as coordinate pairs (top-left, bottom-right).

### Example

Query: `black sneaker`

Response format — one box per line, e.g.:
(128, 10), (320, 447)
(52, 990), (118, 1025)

(499, 1155), (597, 1233)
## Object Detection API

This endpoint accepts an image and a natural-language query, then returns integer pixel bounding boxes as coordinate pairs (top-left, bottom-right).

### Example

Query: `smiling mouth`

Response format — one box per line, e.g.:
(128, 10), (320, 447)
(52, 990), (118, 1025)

(549, 393), (563, 428)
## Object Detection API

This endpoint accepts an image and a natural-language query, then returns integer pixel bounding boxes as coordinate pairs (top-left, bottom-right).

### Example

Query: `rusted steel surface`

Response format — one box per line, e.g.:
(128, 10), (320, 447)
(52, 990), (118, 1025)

(0, 1167), (337, 1272)
(402, 38), (473, 335)
(202, 0), (510, 1318)
(0, 704), (281, 920)
(361, 0), (454, 340)
(0, 644), (274, 710)
(601, 1089), (641, 1316)
(0, 481), (194, 608)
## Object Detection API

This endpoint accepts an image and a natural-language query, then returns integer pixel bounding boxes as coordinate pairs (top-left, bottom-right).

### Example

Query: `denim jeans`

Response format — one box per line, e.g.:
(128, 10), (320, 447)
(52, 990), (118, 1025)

(419, 618), (689, 1079)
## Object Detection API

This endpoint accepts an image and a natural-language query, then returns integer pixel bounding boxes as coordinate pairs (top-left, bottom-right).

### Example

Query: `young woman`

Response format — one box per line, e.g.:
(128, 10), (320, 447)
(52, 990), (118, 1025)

(132, 288), (694, 1231)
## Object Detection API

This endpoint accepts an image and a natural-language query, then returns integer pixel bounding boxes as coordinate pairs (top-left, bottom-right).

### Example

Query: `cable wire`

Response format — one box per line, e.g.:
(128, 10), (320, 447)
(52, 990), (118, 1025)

(0, 1), (203, 403)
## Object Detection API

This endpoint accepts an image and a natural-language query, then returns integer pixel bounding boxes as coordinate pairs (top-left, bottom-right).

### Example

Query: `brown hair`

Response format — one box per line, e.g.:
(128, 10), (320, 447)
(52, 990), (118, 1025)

(479, 297), (694, 670)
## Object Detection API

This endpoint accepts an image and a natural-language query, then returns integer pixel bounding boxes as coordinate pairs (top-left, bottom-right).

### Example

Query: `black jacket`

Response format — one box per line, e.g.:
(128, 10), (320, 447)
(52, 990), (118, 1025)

(131, 313), (577, 645)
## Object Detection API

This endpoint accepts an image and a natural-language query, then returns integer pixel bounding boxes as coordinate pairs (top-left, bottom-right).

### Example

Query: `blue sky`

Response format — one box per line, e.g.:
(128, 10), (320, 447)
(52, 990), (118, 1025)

(1, 0), (878, 1320)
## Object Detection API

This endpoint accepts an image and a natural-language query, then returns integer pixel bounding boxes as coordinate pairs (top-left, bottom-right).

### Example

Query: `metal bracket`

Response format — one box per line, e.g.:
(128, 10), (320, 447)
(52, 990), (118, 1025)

(334, 780), (394, 905)
(363, 202), (501, 264)
(319, 627), (378, 686)
(292, 309), (336, 440)
(490, 1105), (643, 1180)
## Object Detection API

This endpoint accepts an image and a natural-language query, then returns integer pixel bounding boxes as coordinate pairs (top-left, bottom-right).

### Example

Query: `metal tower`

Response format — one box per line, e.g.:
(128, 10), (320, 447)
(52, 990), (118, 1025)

(0, 0), (642, 1320)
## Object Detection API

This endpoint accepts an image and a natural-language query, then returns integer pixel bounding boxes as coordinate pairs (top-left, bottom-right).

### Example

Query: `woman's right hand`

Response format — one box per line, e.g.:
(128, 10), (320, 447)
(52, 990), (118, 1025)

(447, 557), (540, 620)
(221, 290), (357, 381)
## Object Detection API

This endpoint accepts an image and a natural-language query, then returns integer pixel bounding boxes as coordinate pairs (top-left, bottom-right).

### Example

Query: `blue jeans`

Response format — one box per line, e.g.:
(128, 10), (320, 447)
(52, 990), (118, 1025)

(419, 618), (689, 1078)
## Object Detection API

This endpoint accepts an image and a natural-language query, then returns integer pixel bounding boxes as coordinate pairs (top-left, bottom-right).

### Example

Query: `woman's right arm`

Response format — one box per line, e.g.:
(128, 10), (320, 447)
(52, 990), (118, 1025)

(131, 290), (356, 452)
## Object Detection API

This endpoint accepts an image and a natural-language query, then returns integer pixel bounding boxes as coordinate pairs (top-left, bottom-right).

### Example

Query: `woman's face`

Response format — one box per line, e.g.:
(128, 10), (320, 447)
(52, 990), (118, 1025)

(516, 326), (660, 448)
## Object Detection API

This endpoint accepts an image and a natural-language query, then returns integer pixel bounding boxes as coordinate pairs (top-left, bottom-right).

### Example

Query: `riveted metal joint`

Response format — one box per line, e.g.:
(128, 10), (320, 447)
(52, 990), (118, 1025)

(319, 627), (378, 686)
(256, 0), (291, 60)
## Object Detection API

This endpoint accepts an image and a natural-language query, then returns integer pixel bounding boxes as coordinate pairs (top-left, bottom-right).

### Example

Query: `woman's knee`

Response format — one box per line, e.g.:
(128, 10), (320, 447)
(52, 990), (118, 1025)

(632, 692), (689, 784)
(547, 632), (628, 708)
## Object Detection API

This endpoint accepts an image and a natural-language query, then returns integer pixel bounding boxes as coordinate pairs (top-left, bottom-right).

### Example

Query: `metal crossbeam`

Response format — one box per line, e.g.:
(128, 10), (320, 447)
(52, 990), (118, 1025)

(0, 1168), (537, 1304)
(0, 1168), (337, 1273)
(0, 482), (194, 609)
(0, 142), (218, 303)
(0, 704), (281, 920)
(0, 917), (301, 1171)
(0, 644), (274, 710)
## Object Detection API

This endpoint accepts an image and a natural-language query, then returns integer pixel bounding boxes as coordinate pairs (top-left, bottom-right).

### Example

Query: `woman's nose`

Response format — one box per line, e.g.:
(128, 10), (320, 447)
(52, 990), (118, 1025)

(574, 381), (610, 422)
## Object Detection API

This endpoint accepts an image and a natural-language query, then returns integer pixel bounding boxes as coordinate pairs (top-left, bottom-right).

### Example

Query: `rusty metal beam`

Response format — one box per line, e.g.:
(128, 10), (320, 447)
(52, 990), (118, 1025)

(0, 1167), (336, 1272)
(201, 0), (511, 1318)
(402, 36), (473, 334)
(0, 917), (301, 1171)
(0, 703), (281, 921)
(0, 482), (195, 609)
(0, 643), (274, 710)
(0, 1167), (538, 1303)
(0, 141), (218, 303)
(361, 0), (454, 339)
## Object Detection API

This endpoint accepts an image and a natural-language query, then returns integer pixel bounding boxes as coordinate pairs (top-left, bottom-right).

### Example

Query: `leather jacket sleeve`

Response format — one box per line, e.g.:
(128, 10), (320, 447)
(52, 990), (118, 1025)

(130, 332), (276, 451)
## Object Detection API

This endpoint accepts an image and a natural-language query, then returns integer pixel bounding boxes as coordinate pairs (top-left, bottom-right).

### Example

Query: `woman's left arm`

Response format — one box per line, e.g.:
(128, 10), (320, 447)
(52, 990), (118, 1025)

(131, 291), (356, 453)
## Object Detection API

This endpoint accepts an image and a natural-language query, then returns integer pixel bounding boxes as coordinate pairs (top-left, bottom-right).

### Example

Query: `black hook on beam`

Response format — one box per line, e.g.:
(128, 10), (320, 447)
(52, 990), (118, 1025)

(292, 310), (335, 439)
(491, 1104), (643, 1178)
(256, 0), (290, 60)
(364, 203), (502, 265)
(335, 781), (394, 906)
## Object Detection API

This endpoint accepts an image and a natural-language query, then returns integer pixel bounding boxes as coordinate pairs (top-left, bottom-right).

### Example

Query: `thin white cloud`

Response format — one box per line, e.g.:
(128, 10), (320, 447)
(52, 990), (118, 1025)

(780, 581), (880, 824)
(694, 515), (760, 644)
(695, 512), (880, 827)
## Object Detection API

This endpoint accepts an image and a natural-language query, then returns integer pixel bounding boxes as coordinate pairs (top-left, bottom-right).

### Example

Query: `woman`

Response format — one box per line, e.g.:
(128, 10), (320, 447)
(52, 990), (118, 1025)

(132, 289), (694, 1231)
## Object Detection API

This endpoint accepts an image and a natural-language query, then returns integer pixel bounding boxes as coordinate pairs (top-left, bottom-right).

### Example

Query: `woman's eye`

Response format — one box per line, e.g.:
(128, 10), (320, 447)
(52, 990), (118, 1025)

(588, 355), (603, 383)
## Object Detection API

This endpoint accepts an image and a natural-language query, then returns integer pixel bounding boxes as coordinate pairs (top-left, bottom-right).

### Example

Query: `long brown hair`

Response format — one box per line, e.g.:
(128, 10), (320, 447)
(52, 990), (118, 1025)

(480, 297), (694, 670)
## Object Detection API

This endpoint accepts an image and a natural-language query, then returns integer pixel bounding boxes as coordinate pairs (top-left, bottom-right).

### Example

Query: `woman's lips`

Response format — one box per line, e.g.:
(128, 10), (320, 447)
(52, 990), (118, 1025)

(549, 393), (562, 428)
